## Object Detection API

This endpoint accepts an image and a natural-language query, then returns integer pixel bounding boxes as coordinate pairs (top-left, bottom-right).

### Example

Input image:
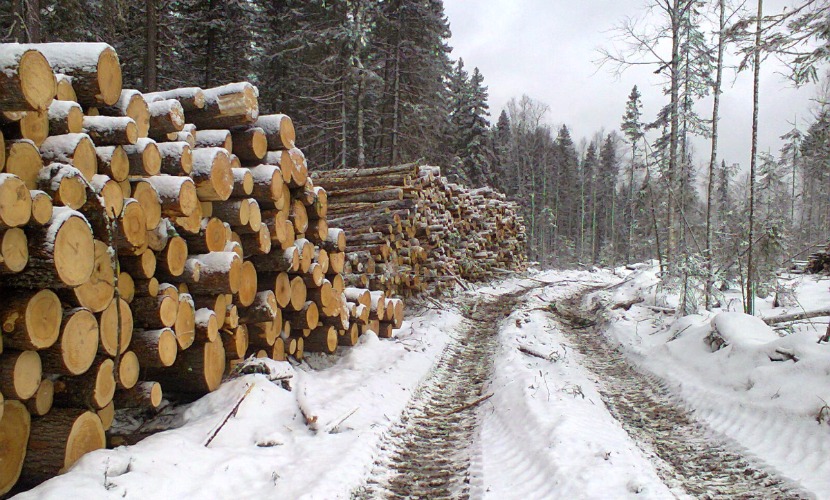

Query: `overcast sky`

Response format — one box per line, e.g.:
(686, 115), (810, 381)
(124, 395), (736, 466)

(443, 0), (820, 166)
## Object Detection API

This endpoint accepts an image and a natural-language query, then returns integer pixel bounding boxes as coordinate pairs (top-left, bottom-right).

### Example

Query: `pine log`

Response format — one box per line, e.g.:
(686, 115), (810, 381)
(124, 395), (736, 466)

(47, 100), (83, 135)
(116, 350), (140, 390)
(186, 82), (258, 129)
(157, 141), (193, 175)
(26, 378), (54, 417)
(40, 133), (97, 181)
(5, 208), (94, 288)
(303, 326), (337, 353)
(194, 129), (231, 150)
(237, 291), (278, 325)
(182, 217), (226, 254)
(174, 293), (196, 349)
(0, 227), (28, 274)
(54, 73), (76, 101)
(254, 114), (294, 150)
(114, 381), (162, 410)
(248, 245), (299, 273)
(146, 175), (198, 217)
(0, 400), (30, 495)
(86, 174), (125, 219)
(2, 109), (49, 146)
(156, 234), (188, 278)
(212, 199), (249, 227)
(130, 328), (177, 368)
(0, 45), (56, 110)
(82, 116), (137, 145)
(29, 189), (53, 225)
(97, 298), (133, 356)
(98, 89), (150, 138)
(4, 140), (39, 189)
(53, 357), (115, 409)
(240, 225), (271, 256)
(31, 43), (121, 106)
(123, 138), (162, 176)
(0, 350), (41, 400)
(230, 126), (266, 161)
(248, 163), (284, 202)
(186, 252), (242, 295)
(20, 408), (105, 485)
(37, 163), (87, 210)
(221, 325), (248, 359)
(247, 320), (277, 349)
(145, 338), (225, 394)
(0, 289), (61, 350)
(285, 301), (319, 330)
(230, 167), (254, 197)
(190, 147), (232, 201)
(39, 307), (99, 376)
(58, 239), (114, 312)
(0, 174), (32, 230)
(132, 294), (178, 329)
(95, 145), (129, 182)
(148, 99), (185, 136)
(144, 87), (205, 112)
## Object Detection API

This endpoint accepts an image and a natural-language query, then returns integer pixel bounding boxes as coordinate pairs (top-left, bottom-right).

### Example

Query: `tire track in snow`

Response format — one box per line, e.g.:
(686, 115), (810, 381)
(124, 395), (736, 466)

(352, 289), (529, 499)
(556, 288), (810, 499)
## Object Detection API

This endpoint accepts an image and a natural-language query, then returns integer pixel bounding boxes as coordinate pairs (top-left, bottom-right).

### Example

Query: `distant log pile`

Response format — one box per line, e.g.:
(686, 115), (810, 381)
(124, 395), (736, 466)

(807, 243), (830, 274)
(313, 164), (527, 296)
(0, 42), (405, 494)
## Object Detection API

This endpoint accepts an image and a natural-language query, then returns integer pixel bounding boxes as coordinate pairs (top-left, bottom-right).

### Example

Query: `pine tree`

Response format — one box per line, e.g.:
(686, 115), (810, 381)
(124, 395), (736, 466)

(621, 85), (644, 263)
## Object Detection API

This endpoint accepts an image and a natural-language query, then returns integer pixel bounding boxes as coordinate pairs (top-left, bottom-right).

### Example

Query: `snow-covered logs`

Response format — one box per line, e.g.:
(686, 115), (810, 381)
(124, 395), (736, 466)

(0, 41), (414, 493)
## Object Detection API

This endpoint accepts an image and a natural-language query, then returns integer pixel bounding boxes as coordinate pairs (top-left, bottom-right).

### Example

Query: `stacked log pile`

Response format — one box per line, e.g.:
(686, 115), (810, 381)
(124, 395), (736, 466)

(312, 164), (527, 297)
(807, 242), (830, 274)
(0, 43), (403, 494)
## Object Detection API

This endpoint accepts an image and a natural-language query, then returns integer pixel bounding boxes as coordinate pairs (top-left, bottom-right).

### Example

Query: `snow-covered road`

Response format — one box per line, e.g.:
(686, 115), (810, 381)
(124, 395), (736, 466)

(15, 268), (828, 499)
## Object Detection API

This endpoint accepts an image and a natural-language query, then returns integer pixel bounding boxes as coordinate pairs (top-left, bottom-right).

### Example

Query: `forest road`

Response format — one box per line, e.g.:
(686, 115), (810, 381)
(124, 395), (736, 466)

(352, 281), (810, 499)
(352, 287), (532, 499)
(556, 286), (810, 499)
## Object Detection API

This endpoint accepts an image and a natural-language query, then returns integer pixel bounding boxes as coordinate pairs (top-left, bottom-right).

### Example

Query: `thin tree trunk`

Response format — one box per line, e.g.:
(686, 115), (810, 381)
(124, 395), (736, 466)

(667, 0), (683, 268)
(25, 0), (40, 42)
(144, 0), (158, 92)
(705, 0), (725, 310)
(627, 144), (636, 263)
(746, 0), (762, 315)
(203, 0), (216, 89)
(341, 76), (347, 169)
(356, 71), (365, 167)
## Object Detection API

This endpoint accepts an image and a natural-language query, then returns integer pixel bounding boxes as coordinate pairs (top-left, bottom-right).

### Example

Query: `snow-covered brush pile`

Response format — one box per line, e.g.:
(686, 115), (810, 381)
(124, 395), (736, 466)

(0, 41), (407, 495)
(592, 265), (830, 494)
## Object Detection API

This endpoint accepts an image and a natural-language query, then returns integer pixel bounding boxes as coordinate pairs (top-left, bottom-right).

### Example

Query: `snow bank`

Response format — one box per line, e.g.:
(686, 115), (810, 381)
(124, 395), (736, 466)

(602, 265), (830, 496)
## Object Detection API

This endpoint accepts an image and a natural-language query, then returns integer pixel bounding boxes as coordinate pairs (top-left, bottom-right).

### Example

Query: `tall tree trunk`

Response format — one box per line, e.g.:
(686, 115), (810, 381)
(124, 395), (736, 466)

(341, 76), (347, 169)
(626, 143), (636, 263)
(203, 0), (216, 89)
(356, 71), (365, 167)
(705, 0), (726, 310)
(390, 36), (402, 165)
(667, 0), (683, 268)
(746, 0), (763, 315)
(24, 0), (40, 42)
(144, 0), (158, 92)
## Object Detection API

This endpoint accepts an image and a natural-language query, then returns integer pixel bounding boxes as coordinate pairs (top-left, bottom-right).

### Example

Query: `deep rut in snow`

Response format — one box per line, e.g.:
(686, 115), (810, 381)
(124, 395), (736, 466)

(555, 287), (809, 499)
(352, 289), (529, 499)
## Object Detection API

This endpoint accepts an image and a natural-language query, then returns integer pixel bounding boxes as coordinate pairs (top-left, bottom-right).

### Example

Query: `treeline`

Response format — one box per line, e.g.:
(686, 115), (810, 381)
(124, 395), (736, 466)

(0, 0), (492, 183)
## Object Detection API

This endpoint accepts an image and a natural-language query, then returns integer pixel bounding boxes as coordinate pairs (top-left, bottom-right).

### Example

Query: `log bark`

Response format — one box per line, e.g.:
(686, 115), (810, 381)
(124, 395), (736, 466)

(230, 126), (266, 161)
(82, 115), (138, 145)
(97, 89), (150, 138)
(94, 145), (129, 182)
(122, 138), (161, 176)
(47, 100), (83, 135)
(157, 141), (192, 175)
(148, 99), (185, 136)
(113, 381), (162, 409)
(144, 338), (225, 394)
(146, 175), (198, 217)
(20, 408), (105, 485)
(144, 87), (205, 112)
(254, 114), (294, 150)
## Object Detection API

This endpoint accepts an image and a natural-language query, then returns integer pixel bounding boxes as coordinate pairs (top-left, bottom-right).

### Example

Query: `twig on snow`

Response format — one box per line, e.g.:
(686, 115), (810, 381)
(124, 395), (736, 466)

(443, 393), (494, 416)
(205, 383), (255, 447)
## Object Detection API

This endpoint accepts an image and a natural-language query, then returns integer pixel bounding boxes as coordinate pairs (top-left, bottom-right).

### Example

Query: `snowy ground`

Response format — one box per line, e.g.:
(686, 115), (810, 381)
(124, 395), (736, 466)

(15, 267), (830, 499)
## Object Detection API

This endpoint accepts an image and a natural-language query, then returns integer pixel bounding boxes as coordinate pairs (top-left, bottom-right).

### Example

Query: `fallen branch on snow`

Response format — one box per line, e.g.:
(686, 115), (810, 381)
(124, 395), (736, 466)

(205, 383), (255, 447)
(443, 393), (494, 416)
(762, 308), (830, 325)
(611, 297), (644, 310)
(518, 345), (555, 361)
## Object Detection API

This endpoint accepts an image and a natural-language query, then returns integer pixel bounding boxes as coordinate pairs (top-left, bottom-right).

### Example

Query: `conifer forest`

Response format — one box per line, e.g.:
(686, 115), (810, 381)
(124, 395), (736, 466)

(1, 1), (830, 308)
